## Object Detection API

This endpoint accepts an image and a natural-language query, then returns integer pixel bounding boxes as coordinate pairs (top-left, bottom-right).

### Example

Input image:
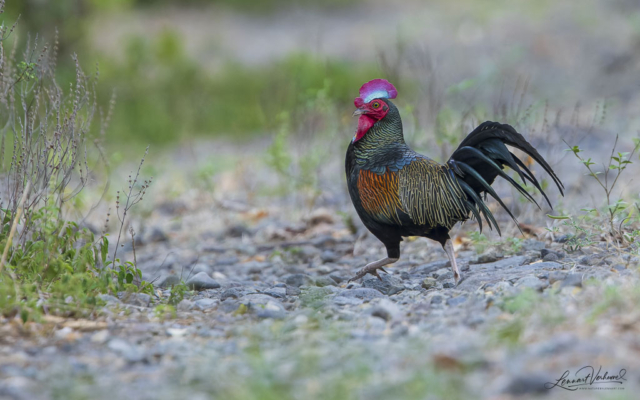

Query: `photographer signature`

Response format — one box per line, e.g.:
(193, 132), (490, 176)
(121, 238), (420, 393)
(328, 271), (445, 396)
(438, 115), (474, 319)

(545, 366), (626, 391)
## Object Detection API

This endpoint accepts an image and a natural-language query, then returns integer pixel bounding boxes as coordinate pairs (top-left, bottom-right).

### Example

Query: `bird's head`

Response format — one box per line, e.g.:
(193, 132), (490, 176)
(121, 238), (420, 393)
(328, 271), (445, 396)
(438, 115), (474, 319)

(352, 79), (398, 143)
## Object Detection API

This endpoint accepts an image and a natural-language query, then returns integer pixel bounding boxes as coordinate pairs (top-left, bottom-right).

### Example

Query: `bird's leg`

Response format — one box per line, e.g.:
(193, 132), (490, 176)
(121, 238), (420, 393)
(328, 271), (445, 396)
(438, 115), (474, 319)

(348, 257), (398, 283)
(443, 239), (461, 286)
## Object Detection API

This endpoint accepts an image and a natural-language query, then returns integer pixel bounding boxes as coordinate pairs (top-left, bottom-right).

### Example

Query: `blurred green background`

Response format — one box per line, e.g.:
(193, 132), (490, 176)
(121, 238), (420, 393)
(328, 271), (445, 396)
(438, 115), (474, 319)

(6, 0), (640, 150)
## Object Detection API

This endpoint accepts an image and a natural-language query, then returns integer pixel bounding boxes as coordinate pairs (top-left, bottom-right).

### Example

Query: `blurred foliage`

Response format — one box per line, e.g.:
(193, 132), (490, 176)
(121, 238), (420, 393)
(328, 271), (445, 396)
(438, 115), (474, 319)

(4, 0), (375, 148)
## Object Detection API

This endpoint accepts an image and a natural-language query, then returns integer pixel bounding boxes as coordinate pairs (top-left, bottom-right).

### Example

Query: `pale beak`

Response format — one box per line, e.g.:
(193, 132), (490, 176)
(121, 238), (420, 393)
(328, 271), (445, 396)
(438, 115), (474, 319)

(352, 108), (367, 117)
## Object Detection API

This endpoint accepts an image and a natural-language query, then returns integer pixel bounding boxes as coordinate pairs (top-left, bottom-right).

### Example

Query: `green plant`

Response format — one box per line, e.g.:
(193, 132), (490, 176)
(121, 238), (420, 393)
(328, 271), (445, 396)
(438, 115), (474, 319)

(566, 136), (640, 236)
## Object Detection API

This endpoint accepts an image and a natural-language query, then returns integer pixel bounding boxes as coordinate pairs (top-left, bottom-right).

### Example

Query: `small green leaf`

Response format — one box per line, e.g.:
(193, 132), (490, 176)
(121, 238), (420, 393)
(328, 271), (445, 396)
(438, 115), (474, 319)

(547, 214), (570, 220)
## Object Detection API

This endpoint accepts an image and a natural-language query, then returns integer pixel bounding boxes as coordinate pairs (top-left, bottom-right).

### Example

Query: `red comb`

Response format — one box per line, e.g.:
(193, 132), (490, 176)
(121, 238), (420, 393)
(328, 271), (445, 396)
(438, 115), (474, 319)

(358, 79), (398, 104)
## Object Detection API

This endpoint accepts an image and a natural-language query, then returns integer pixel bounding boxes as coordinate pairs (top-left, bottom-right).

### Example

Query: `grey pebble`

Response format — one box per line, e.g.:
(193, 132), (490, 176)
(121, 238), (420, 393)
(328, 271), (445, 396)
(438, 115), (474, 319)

(561, 273), (583, 288)
(98, 294), (121, 305)
(362, 275), (404, 295)
(421, 277), (437, 289)
(194, 298), (218, 311)
(119, 292), (151, 307)
(446, 296), (467, 306)
(186, 272), (221, 290)
(516, 275), (548, 291)
(285, 273), (315, 287)
(177, 299), (194, 311)
(337, 288), (384, 301)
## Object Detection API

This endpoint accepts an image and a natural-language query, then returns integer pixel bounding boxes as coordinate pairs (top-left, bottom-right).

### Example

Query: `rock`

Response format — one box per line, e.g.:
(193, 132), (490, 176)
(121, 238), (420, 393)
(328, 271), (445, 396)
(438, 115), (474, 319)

(421, 277), (437, 289)
(430, 295), (443, 304)
(329, 274), (345, 284)
(370, 298), (402, 321)
(477, 251), (502, 263)
(436, 271), (454, 282)
(561, 273), (583, 288)
(212, 271), (227, 280)
(90, 330), (109, 344)
(503, 374), (553, 395)
(215, 256), (239, 266)
(98, 294), (121, 305)
(147, 228), (169, 243)
(186, 272), (221, 290)
(334, 296), (363, 305)
(446, 296), (467, 306)
(263, 287), (287, 298)
(255, 300), (286, 319)
(542, 252), (559, 262)
(522, 239), (545, 251)
(220, 298), (240, 313)
(548, 271), (568, 284)
(108, 339), (145, 363)
(221, 288), (243, 300)
(320, 250), (339, 263)
(286, 286), (301, 296)
(119, 293), (151, 307)
(515, 276), (548, 291)
(285, 274), (315, 288)
(315, 276), (336, 287)
(194, 298), (218, 311)
(362, 275), (404, 295)
(336, 288), (384, 302)
(177, 299), (194, 311)
(443, 282), (455, 288)
(414, 260), (449, 275)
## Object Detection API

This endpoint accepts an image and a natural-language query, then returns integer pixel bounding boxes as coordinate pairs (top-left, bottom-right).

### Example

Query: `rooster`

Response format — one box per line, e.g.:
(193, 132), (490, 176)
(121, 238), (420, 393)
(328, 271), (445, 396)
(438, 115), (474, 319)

(345, 79), (563, 284)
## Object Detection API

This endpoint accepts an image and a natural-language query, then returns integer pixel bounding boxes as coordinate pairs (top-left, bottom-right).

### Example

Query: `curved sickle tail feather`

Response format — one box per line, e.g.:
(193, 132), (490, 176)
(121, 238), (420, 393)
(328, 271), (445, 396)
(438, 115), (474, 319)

(448, 121), (564, 234)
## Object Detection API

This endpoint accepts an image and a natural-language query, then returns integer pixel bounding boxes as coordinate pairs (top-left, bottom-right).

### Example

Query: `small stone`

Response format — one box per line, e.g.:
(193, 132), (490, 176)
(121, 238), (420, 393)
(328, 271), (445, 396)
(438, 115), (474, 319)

(90, 330), (109, 344)
(430, 295), (443, 304)
(166, 328), (188, 337)
(542, 252), (559, 262)
(515, 276), (548, 291)
(177, 299), (194, 311)
(446, 296), (467, 306)
(255, 300), (286, 319)
(286, 286), (301, 296)
(362, 275), (404, 295)
(186, 272), (221, 290)
(148, 228), (169, 243)
(336, 288), (384, 302)
(548, 271), (568, 284)
(285, 274), (315, 288)
(436, 271), (454, 282)
(371, 299), (401, 321)
(561, 273), (583, 288)
(522, 239), (545, 251)
(108, 339), (145, 363)
(212, 271), (227, 280)
(329, 274), (345, 284)
(119, 293), (151, 307)
(221, 288), (242, 300)
(442, 282), (454, 289)
(315, 276), (336, 287)
(263, 287), (287, 298)
(477, 251), (501, 263)
(320, 250), (339, 263)
(421, 278), (437, 289)
(98, 294), (121, 305)
(194, 298), (218, 311)
(220, 298), (240, 313)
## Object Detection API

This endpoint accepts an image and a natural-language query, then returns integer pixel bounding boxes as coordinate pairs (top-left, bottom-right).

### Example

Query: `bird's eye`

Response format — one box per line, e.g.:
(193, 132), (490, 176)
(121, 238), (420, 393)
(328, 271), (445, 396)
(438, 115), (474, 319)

(372, 102), (380, 109)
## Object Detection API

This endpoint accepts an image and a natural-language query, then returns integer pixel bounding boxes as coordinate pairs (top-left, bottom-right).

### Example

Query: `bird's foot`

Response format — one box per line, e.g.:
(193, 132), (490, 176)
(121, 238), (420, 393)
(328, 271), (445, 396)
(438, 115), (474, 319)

(453, 271), (462, 287)
(348, 266), (388, 283)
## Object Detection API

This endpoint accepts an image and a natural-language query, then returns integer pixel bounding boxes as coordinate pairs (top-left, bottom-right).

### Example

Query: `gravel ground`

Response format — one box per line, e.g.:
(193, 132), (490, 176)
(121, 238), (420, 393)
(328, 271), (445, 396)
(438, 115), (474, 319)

(1, 182), (639, 399)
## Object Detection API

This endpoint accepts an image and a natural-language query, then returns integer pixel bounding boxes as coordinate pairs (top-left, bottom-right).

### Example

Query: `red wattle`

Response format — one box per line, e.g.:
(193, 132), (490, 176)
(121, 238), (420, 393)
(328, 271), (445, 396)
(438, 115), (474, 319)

(354, 115), (376, 142)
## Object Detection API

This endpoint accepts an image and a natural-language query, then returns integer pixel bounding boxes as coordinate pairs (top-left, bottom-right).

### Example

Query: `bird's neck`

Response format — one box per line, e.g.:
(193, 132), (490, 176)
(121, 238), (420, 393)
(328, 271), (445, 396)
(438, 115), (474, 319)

(352, 109), (408, 170)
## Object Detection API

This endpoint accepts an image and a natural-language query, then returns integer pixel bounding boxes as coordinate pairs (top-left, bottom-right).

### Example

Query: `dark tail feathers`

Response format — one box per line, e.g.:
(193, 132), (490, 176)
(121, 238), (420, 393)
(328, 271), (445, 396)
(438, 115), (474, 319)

(447, 121), (564, 235)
